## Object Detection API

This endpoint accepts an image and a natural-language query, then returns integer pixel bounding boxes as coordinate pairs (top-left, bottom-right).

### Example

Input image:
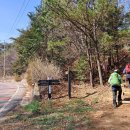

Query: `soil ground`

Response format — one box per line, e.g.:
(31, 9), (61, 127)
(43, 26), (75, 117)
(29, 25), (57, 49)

(0, 82), (130, 130)
(90, 85), (130, 130)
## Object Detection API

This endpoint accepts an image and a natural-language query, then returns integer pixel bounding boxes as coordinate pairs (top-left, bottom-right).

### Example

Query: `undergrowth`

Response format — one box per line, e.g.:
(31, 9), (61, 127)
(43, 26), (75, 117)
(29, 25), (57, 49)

(1, 99), (94, 130)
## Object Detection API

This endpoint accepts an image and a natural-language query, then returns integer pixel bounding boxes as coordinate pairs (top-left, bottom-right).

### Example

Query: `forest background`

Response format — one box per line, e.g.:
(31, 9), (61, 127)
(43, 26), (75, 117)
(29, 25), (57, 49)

(0, 0), (130, 87)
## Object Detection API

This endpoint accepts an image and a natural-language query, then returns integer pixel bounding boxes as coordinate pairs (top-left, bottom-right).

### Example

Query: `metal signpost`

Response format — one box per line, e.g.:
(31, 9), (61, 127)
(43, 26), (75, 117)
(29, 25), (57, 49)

(48, 77), (52, 99)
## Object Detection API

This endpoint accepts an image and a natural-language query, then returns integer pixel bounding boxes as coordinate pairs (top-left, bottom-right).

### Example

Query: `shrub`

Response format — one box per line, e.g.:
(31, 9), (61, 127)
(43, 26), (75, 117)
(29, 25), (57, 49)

(27, 58), (62, 83)
(24, 100), (40, 114)
(14, 74), (22, 82)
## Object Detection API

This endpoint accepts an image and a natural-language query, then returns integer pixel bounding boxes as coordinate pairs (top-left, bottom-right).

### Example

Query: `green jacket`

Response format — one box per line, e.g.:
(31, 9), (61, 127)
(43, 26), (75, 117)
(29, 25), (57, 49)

(108, 72), (122, 86)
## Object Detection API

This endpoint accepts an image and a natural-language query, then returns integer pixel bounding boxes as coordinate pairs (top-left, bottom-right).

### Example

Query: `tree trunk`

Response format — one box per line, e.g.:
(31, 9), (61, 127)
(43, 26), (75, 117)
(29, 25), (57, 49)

(94, 41), (103, 86)
(87, 46), (94, 87)
(96, 56), (103, 86)
(92, 19), (103, 86)
(80, 32), (94, 87)
(84, 34), (94, 87)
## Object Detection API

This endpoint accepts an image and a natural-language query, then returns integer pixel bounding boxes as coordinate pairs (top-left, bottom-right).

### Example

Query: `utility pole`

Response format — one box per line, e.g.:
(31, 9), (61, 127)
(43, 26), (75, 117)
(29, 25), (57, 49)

(3, 41), (5, 79)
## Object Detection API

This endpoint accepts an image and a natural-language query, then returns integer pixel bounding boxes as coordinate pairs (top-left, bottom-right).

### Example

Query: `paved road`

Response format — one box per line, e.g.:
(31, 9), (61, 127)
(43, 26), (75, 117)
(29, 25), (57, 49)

(0, 80), (26, 117)
(0, 82), (17, 109)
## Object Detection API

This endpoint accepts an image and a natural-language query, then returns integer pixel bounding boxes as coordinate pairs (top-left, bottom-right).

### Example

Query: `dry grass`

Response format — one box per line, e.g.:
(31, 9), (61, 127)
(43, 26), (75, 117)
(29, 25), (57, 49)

(26, 69), (33, 87)
(27, 58), (61, 84)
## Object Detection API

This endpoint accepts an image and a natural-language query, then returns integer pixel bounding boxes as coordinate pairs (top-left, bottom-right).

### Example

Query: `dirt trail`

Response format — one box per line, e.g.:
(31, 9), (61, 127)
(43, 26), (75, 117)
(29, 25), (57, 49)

(70, 84), (130, 130)
(91, 104), (130, 130)
(90, 87), (130, 130)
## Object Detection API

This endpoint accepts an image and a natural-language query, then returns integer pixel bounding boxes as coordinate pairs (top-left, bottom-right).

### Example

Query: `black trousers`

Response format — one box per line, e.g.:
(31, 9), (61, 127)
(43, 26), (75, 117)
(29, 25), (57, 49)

(112, 85), (122, 105)
(127, 78), (130, 88)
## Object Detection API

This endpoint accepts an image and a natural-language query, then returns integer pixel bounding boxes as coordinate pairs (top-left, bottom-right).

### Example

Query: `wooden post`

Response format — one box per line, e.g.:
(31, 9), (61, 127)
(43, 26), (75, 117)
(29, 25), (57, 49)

(68, 67), (71, 98)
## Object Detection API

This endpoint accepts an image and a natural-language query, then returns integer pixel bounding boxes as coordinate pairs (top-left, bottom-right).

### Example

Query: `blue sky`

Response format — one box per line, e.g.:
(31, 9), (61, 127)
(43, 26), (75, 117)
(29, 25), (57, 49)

(119, 0), (130, 11)
(0, 0), (41, 43)
(0, 0), (129, 43)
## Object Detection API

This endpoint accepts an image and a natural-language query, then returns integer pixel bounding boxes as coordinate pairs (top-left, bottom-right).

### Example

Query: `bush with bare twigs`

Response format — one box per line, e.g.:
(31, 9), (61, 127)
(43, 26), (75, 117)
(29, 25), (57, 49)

(27, 58), (62, 84)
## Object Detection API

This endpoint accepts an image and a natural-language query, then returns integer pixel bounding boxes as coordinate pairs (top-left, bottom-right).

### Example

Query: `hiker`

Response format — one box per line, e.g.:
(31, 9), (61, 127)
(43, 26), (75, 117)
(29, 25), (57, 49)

(108, 69), (122, 108)
(123, 63), (130, 88)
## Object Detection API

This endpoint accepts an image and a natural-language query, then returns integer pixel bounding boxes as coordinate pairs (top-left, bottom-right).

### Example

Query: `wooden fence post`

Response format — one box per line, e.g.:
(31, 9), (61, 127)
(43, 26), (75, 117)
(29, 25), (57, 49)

(68, 67), (71, 99)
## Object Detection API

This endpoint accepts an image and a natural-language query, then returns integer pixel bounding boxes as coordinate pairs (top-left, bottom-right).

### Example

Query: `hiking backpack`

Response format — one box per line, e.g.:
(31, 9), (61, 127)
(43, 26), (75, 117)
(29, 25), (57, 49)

(125, 63), (130, 73)
(109, 72), (121, 86)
